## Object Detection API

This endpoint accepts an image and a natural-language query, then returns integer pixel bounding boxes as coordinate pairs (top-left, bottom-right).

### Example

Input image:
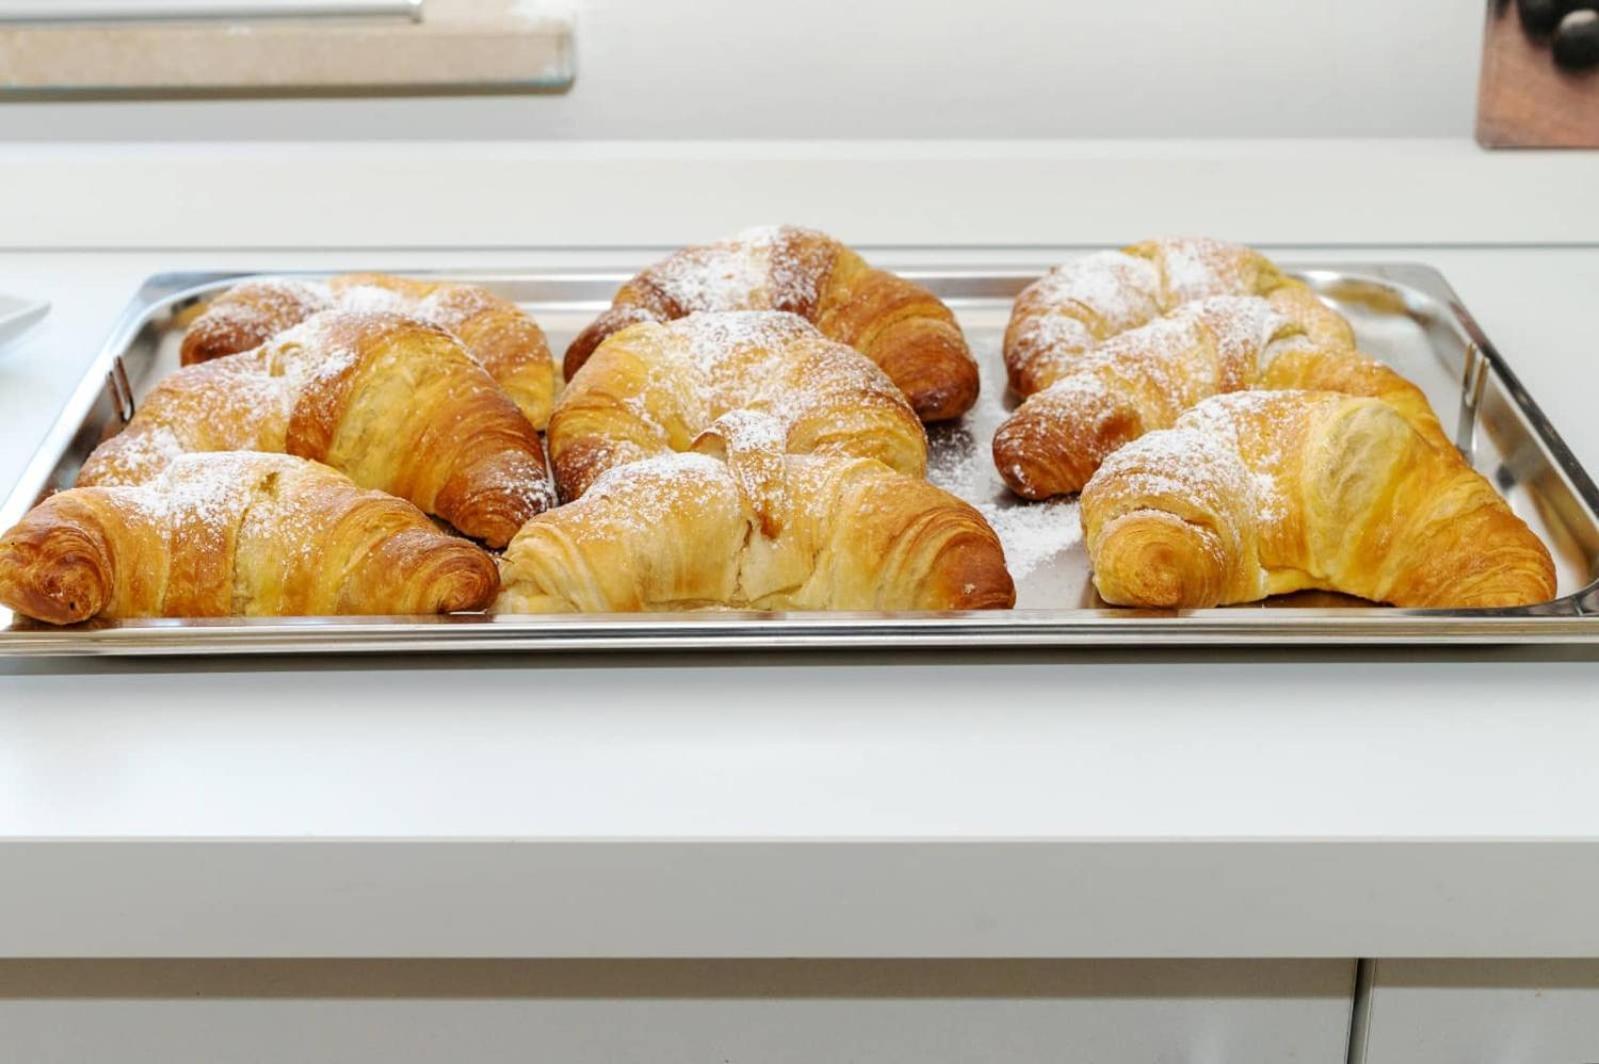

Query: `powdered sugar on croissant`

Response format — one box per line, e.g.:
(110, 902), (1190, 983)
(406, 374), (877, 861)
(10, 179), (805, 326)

(565, 225), (979, 421)
(0, 452), (498, 624)
(1080, 391), (1555, 609)
(1003, 237), (1354, 397)
(496, 451), (1016, 614)
(181, 273), (558, 429)
(82, 310), (553, 547)
(994, 296), (1308, 499)
(547, 310), (927, 502)
(994, 283), (1451, 502)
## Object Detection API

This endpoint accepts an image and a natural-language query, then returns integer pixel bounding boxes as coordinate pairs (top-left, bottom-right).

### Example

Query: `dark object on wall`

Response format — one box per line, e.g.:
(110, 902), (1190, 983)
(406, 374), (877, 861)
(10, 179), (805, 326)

(1554, 10), (1599, 70)
(1518, 0), (1573, 37)
(1480, 0), (1599, 146)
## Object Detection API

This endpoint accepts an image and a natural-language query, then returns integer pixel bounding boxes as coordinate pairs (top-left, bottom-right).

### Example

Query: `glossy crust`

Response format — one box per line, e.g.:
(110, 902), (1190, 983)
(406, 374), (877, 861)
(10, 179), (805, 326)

(80, 310), (553, 548)
(0, 452), (498, 624)
(178, 278), (331, 366)
(1079, 391), (1556, 610)
(180, 273), (558, 429)
(1255, 342), (1450, 450)
(563, 225), (979, 421)
(1002, 237), (1355, 397)
(547, 311), (927, 503)
(496, 443), (1016, 614)
(992, 295), (1451, 500)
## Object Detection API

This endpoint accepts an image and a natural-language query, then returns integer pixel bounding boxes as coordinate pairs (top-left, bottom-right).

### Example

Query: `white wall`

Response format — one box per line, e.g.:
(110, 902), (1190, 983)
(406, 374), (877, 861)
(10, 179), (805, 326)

(0, 0), (1483, 140)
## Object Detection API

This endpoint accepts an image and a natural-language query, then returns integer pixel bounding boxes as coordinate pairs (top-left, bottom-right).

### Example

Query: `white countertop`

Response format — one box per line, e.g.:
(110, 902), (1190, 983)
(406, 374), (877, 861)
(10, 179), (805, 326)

(2, 141), (1598, 958)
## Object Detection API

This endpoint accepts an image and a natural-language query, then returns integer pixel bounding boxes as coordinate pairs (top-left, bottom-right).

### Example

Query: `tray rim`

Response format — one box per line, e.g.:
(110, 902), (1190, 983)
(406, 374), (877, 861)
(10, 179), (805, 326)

(3, 259), (1597, 656)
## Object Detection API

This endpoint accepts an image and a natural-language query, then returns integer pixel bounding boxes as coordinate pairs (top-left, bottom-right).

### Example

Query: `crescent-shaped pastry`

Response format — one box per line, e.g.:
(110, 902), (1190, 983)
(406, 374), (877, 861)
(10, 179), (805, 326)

(498, 422), (1014, 613)
(564, 225), (979, 421)
(178, 277), (330, 365)
(180, 273), (558, 429)
(992, 295), (1449, 500)
(0, 452), (499, 625)
(547, 310), (928, 503)
(80, 310), (552, 548)
(1079, 391), (1555, 609)
(1003, 237), (1354, 397)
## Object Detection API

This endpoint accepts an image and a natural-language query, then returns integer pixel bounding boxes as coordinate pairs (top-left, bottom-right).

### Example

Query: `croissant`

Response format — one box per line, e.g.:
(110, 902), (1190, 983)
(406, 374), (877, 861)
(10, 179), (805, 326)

(0, 452), (499, 625)
(497, 432), (1015, 613)
(993, 296), (1450, 500)
(564, 225), (979, 421)
(1003, 237), (1355, 397)
(180, 273), (557, 429)
(178, 277), (331, 364)
(1255, 341), (1450, 452)
(80, 310), (552, 548)
(1079, 391), (1555, 609)
(547, 310), (928, 502)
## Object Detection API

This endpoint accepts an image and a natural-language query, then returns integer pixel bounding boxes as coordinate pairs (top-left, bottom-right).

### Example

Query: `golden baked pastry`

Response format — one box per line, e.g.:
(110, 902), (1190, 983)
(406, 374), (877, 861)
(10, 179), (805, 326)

(1003, 237), (1354, 397)
(80, 310), (552, 548)
(497, 435), (1015, 613)
(0, 452), (498, 625)
(547, 310), (928, 502)
(1255, 340), (1449, 452)
(180, 273), (557, 429)
(993, 295), (1449, 500)
(1080, 391), (1555, 609)
(179, 278), (328, 365)
(564, 225), (978, 421)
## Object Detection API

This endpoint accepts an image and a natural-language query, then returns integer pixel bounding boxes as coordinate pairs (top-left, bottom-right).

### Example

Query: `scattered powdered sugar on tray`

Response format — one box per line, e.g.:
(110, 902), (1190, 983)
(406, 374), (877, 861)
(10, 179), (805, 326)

(925, 422), (984, 491)
(976, 498), (1083, 580)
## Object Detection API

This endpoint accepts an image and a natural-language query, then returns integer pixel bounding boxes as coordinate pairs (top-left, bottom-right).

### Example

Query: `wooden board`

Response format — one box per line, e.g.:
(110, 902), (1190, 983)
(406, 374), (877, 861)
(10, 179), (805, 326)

(0, 0), (572, 98)
(1479, 1), (1599, 147)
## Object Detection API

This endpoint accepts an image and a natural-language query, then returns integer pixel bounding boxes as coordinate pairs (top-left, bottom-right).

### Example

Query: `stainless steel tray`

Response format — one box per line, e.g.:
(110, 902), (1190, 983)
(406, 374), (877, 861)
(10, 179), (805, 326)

(4, 261), (1598, 655)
